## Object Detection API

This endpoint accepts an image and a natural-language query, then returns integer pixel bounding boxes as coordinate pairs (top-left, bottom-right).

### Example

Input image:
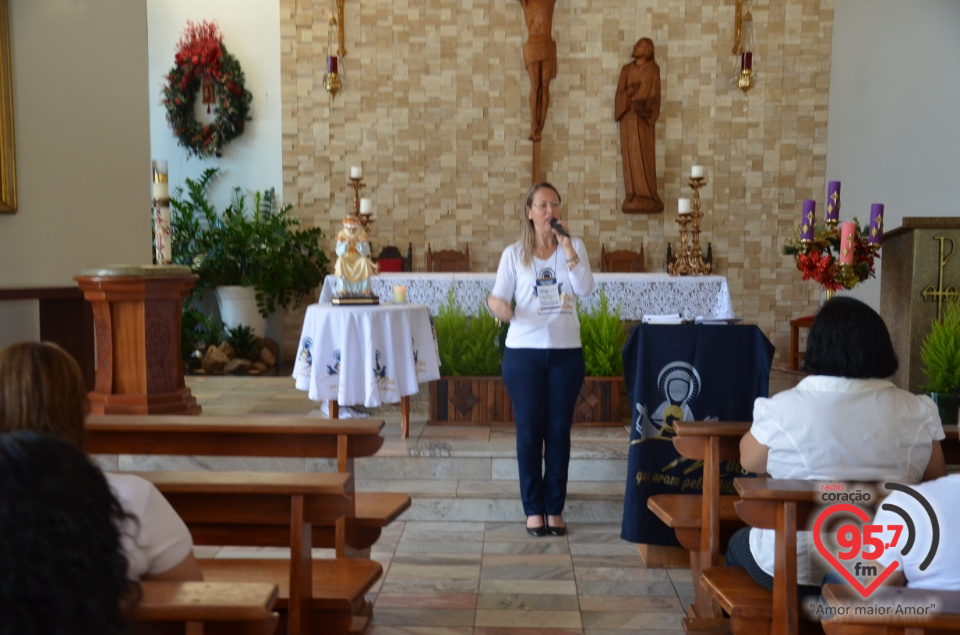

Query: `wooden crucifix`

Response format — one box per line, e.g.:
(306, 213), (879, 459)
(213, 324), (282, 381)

(518, 0), (557, 184)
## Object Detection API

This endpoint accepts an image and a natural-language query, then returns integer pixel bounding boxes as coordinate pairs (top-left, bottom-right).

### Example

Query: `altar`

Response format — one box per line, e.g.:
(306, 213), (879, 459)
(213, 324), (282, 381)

(318, 272), (735, 321)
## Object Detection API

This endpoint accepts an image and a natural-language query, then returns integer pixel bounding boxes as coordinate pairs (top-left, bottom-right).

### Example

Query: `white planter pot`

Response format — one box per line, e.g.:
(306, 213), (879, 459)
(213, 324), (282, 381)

(215, 286), (266, 337)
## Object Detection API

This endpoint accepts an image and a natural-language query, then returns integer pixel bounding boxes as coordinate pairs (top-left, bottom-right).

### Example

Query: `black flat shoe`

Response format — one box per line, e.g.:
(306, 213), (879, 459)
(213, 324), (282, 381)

(526, 515), (546, 537)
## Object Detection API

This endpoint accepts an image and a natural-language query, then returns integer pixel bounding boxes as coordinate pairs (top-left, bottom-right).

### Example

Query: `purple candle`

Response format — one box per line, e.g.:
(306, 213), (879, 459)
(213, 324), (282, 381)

(742, 51), (753, 71)
(869, 203), (884, 245)
(327, 55), (338, 73)
(801, 199), (816, 241)
(826, 181), (841, 223)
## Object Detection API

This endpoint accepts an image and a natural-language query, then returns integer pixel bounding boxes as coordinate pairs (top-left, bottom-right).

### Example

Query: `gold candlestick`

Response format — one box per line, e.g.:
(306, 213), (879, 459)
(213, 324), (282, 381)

(686, 176), (712, 275)
(669, 213), (694, 276)
(348, 176), (374, 233)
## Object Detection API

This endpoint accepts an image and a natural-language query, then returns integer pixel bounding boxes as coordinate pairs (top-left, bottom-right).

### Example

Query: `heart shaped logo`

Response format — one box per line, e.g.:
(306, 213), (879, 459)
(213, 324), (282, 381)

(812, 503), (899, 598)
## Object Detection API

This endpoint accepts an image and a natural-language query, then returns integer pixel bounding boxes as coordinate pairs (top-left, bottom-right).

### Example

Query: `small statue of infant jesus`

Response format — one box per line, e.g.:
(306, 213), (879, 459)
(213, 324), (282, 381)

(334, 216), (378, 296)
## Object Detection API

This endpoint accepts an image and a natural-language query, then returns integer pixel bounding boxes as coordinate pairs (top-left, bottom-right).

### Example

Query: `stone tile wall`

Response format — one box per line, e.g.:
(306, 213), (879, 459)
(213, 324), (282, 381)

(279, 0), (834, 366)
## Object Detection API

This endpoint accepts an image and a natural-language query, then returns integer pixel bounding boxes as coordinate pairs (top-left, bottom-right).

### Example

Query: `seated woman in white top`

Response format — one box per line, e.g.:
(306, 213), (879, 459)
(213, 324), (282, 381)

(727, 297), (946, 594)
(0, 341), (202, 581)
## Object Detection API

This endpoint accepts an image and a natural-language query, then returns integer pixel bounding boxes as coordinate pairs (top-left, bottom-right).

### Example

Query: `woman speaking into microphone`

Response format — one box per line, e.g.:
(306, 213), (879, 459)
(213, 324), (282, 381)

(486, 182), (595, 537)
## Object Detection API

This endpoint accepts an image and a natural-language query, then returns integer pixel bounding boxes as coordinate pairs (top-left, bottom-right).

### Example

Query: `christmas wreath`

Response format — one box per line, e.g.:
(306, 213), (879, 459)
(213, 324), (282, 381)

(162, 21), (252, 159)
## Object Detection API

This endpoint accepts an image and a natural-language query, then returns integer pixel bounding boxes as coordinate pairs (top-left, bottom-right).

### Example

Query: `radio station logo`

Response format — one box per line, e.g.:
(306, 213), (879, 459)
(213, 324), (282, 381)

(813, 482), (939, 598)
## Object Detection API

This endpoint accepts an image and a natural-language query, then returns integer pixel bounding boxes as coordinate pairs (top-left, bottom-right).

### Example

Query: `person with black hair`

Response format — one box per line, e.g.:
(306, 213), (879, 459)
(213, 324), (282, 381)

(726, 296), (946, 594)
(0, 431), (140, 635)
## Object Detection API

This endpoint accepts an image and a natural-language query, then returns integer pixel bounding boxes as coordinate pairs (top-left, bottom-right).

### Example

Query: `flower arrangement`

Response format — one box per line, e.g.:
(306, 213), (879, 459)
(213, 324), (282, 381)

(783, 220), (878, 291)
(161, 21), (252, 159)
(783, 187), (883, 292)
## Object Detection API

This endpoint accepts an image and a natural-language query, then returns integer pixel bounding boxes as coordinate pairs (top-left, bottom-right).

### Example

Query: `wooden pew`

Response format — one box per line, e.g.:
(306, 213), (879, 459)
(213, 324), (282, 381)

(700, 478), (839, 635)
(941, 425), (959, 465)
(86, 414), (410, 557)
(125, 581), (280, 635)
(137, 470), (382, 635)
(821, 583), (960, 635)
(646, 420), (750, 626)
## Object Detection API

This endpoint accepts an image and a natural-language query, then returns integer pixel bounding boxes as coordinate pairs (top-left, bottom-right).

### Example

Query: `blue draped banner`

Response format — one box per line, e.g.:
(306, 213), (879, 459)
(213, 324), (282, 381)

(620, 324), (774, 546)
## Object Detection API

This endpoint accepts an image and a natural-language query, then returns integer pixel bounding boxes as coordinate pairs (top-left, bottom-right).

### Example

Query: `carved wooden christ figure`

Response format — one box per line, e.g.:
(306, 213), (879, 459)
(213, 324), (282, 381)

(518, 0), (557, 142)
(615, 37), (663, 214)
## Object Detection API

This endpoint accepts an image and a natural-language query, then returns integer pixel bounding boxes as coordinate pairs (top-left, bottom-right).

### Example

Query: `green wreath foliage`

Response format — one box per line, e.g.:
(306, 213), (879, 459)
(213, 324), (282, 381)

(161, 21), (252, 159)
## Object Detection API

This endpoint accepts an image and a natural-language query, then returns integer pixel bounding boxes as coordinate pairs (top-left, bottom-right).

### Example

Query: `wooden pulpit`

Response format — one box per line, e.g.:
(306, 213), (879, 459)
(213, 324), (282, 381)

(879, 218), (960, 391)
(75, 265), (201, 415)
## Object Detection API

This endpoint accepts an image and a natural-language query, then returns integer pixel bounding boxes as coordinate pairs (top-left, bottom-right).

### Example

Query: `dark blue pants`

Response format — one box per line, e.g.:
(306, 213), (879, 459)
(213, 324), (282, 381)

(502, 347), (585, 517)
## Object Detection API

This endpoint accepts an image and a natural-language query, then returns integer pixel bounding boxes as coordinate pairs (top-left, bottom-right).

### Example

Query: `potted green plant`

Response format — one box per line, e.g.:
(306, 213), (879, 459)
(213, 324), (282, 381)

(171, 168), (329, 337)
(428, 288), (627, 426)
(919, 299), (960, 426)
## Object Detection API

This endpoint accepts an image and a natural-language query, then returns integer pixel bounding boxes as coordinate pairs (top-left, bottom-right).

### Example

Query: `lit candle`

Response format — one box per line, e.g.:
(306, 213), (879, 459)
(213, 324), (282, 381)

(678, 198), (692, 214)
(826, 181), (841, 223)
(393, 285), (407, 304)
(800, 199), (816, 241)
(742, 51), (753, 71)
(360, 198), (372, 215)
(327, 55), (338, 73)
(839, 221), (856, 265)
(869, 203), (884, 245)
(350, 166), (362, 179)
(691, 165), (704, 179)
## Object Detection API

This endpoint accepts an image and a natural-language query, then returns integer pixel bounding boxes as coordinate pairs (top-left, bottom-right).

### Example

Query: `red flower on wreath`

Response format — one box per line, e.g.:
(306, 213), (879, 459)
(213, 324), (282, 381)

(161, 21), (252, 159)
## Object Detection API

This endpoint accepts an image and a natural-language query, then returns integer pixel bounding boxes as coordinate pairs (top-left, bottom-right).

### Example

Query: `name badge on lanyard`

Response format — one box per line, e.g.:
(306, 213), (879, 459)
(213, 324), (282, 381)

(535, 261), (562, 314)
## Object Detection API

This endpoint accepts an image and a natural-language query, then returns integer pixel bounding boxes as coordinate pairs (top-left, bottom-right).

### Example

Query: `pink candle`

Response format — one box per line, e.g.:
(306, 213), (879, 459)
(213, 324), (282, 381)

(839, 222), (856, 265)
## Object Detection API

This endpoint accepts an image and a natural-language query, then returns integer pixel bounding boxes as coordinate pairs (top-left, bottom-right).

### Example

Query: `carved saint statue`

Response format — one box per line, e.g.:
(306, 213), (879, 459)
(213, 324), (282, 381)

(518, 0), (557, 142)
(334, 216), (378, 296)
(615, 37), (664, 214)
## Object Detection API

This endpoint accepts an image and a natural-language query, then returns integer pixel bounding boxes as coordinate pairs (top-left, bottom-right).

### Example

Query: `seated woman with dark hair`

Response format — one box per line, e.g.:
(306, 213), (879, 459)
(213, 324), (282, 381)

(0, 341), (202, 582)
(726, 296), (946, 595)
(0, 431), (140, 635)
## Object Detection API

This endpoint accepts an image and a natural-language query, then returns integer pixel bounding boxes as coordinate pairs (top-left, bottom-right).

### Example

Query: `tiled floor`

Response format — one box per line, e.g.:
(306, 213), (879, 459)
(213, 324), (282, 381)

(185, 368), (804, 634)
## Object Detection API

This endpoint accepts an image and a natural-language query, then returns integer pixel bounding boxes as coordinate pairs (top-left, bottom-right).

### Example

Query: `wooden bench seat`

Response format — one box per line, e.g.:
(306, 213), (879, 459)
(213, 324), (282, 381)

(701, 478), (835, 635)
(646, 420), (751, 623)
(125, 581), (279, 635)
(821, 583), (960, 634)
(137, 470), (376, 635)
(87, 414), (410, 556)
(198, 558), (381, 635)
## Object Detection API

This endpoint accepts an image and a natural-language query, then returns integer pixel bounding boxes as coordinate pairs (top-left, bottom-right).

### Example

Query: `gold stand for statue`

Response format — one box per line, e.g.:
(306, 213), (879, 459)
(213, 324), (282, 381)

(669, 176), (712, 276)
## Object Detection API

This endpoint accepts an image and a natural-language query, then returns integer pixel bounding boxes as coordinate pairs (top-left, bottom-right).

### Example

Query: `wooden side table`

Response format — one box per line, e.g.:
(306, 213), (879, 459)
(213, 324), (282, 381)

(789, 315), (815, 371)
(75, 265), (201, 415)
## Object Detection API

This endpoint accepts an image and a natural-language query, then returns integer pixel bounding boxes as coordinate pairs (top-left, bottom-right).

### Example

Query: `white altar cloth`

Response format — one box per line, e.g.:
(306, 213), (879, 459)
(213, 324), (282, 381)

(293, 303), (440, 407)
(318, 272), (734, 321)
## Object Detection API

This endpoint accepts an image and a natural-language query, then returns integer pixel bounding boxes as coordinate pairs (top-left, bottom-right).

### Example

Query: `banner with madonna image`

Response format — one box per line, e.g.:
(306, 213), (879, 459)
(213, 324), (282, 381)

(620, 324), (774, 546)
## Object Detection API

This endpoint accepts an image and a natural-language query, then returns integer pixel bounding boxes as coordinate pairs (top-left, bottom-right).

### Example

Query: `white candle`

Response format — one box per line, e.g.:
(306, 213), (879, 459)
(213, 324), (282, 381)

(350, 166), (362, 179)
(678, 198), (692, 214)
(393, 285), (407, 303)
(360, 198), (372, 214)
(152, 181), (169, 202)
(691, 165), (704, 178)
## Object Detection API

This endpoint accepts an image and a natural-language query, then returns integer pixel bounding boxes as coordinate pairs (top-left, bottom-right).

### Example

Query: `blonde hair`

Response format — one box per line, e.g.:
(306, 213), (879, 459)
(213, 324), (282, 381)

(519, 182), (563, 267)
(0, 342), (90, 449)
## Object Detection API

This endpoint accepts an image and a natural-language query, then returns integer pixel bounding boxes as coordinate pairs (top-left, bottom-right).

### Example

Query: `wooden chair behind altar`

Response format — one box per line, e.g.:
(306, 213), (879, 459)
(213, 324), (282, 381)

(426, 244), (470, 272)
(375, 243), (413, 272)
(600, 243), (645, 272)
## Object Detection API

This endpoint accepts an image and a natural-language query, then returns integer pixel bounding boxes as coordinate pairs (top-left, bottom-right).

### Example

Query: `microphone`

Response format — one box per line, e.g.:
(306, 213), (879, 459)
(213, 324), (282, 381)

(550, 218), (570, 238)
